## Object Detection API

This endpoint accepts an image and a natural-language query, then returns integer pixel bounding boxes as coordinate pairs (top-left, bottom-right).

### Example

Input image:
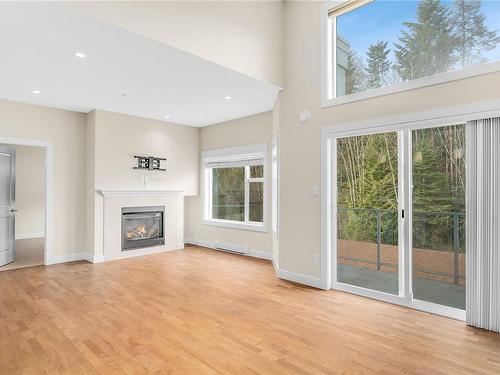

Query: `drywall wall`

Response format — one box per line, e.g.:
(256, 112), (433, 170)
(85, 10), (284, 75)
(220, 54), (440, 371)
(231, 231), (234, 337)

(186, 111), (273, 255)
(0, 99), (86, 260)
(278, 1), (500, 279)
(93, 110), (199, 194)
(65, 1), (285, 87)
(13, 145), (45, 239)
(87, 110), (200, 259)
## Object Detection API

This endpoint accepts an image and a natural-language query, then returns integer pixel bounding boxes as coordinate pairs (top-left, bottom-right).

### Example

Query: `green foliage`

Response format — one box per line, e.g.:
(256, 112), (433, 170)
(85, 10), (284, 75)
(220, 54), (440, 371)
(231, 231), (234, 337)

(451, 0), (500, 67)
(365, 41), (391, 89)
(394, 0), (456, 80)
(212, 167), (245, 221)
(337, 125), (466, 252)
(345, 50), (366, 94)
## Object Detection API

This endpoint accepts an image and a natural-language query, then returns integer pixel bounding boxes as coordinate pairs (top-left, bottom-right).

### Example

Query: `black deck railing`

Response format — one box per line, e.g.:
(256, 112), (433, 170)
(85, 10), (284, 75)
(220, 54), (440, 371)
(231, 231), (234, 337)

(337, 207), (465, 284)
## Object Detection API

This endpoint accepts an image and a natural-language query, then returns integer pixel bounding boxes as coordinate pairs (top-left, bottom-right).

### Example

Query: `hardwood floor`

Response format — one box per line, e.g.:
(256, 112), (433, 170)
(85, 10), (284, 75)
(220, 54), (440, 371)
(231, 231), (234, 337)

(0, 238), (44, 272)
(1, 246), (499, 374)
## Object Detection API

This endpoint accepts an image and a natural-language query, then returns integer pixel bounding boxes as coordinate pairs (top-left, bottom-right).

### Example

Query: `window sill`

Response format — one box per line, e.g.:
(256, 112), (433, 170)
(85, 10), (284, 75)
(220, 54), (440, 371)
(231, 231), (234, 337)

(203, 219), (267, 233)
(321, 60), (500, 109)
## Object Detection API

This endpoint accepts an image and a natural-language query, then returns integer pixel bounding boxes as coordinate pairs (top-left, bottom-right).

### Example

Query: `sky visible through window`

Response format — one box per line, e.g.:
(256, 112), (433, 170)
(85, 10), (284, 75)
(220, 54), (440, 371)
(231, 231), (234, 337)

(337, 0), (500, 66)
(334, 0), (500, 97)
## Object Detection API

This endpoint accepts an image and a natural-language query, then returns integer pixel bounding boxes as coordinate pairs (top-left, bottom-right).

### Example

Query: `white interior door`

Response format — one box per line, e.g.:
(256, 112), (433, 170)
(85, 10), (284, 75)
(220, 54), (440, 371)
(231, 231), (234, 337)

(0, 146), (15, 267)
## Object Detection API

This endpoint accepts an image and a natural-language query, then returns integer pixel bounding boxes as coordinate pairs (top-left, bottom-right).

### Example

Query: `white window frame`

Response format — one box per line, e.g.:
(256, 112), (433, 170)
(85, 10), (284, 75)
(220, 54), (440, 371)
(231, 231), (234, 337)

(321, 99), (500, 320)
(202, 143), (268, 232)
(321, 0), (500, 108)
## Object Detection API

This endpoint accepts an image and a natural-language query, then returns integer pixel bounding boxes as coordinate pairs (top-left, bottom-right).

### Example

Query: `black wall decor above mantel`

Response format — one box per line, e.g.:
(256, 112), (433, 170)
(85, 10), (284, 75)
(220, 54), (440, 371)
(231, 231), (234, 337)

(134, 155), (166, 171)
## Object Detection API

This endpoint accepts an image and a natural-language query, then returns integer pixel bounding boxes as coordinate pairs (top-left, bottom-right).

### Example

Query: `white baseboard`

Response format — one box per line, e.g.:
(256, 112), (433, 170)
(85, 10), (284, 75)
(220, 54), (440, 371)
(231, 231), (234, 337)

(246, 249), (273, 260)
(45, 252), (91, 265)
(91, 254), (105, 263)
(277, 268), (325, 289)
(15, 233), (45, 240)
(103, 246), (178, 262)
(185, 238), (272, 261)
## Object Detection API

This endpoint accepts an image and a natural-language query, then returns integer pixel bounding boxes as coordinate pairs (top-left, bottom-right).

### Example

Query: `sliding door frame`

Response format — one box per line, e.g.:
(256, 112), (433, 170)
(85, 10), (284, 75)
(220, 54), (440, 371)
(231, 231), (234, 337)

(321, 100), (500, 321)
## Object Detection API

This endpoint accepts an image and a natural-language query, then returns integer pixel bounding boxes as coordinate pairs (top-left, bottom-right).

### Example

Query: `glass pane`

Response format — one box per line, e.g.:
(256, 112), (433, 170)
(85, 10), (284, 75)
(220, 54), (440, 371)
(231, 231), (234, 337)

(337, 132), (399, 294)
(249, 181), (263, 222)
(212, 167), (245, 221)
(334, 0), (500, 98)
(250, 165), (263, 178)
(412, 124), (465, 310)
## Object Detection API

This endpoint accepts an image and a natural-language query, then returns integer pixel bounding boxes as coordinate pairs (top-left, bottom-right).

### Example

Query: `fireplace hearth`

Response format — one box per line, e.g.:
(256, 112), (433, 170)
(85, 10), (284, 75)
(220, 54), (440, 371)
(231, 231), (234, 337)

(121, 206), (165, 251)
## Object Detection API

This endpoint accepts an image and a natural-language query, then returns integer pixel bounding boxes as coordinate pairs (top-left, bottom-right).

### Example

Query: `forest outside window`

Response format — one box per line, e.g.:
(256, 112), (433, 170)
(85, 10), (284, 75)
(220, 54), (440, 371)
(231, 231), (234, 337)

(203, 144), (266, 231)
(326, 0), (500, 101)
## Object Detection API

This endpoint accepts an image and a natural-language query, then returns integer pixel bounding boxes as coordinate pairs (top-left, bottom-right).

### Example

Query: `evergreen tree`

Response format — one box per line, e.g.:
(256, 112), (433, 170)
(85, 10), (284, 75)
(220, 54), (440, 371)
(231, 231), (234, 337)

(451, 0), (500, 67)
(345, 50), (365, 95)
(365, 41), (391, 89)
(394, 0), (456, 81)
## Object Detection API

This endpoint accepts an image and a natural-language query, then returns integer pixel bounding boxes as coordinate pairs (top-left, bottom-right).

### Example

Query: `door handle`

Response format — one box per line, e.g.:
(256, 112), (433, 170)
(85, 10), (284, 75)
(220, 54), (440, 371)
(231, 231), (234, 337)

(10, 209), (18, 213)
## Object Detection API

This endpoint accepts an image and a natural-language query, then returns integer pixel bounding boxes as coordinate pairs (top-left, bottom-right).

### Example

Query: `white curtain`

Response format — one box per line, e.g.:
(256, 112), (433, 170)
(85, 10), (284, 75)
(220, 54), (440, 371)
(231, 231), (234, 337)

(466, 118), (500, 333)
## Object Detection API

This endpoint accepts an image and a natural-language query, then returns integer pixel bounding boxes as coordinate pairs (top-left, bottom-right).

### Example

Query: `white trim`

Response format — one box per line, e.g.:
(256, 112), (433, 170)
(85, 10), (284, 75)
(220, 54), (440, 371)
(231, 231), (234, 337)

(202, 143), (268, 232)
(45, 252), (91, 265)
(202, 218), (266, 232)
(103, 246), (178, 262)
(320, 0), (500, 108)
(322, 99), (500, 137)
(277, 268), (325, 290)
(0, 137), (53, 267)
(185, 238), (272, 261)
(15, 233), (45, 240)
(333, 282), (465, 321)
(99, 190), (183, 198)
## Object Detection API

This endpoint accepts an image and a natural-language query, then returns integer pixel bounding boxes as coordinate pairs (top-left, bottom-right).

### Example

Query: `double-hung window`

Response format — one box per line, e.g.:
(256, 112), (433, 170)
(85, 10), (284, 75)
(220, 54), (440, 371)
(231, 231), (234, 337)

(203, 143), (267, 231)
(322, 0), (500, 106)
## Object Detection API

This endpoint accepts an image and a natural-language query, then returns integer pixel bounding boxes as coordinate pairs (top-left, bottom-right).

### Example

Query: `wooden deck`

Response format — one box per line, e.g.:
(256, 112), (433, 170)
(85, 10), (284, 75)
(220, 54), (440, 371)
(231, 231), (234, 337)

(1, 246), (499, 374)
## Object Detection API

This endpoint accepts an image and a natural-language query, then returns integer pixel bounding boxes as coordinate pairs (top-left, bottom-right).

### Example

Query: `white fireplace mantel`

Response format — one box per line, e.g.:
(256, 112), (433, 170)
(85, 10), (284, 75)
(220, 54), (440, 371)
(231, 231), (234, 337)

(98, 190), (183, 198)
(96, 190), (184, 262)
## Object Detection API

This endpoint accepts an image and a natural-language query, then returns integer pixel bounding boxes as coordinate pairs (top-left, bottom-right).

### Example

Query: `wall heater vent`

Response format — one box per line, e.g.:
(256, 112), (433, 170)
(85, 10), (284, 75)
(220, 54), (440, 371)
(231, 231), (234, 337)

(214, 241), (249, 255)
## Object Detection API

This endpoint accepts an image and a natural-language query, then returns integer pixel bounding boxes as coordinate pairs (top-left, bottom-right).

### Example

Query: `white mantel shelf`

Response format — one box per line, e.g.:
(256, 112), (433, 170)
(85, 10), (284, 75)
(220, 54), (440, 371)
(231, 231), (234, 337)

(98, 190), (183, 198)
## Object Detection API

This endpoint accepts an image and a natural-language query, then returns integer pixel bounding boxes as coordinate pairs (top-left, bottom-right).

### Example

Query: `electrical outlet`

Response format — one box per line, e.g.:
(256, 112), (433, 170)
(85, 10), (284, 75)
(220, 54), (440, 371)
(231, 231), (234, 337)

(313, 254), (320, 265)
(312, 185), (320, 197)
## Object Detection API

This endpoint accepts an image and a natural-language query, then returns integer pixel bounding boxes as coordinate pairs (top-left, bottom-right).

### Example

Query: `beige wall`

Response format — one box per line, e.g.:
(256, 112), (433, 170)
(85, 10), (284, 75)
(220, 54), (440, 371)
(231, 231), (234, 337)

(0, 99), (86, 259)
(66, 1), (284, 87)
(278, 1), (500, 278)
(93, 110), (199, 194)
(186, 111), (273, 254)
(13, 145), (45, 239)
(87, 110), (200, 259)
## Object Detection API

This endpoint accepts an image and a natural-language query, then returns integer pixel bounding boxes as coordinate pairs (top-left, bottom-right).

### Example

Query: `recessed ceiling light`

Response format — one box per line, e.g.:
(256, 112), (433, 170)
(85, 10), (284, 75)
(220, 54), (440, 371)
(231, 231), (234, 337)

(225, 96), (232, 100)
(164, 115), (171, 119)
(32, 90), (41, 94)
(74, 52), (87, 59)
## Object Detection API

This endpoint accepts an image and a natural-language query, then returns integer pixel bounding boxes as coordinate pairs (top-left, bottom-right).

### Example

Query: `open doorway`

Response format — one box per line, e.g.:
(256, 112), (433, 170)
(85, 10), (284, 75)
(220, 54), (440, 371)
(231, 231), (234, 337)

(0, 144), (45, 271)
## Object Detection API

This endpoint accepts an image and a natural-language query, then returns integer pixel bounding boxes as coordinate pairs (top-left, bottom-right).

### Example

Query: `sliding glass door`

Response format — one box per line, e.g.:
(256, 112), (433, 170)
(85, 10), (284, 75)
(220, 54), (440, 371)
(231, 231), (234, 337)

(411, 125), (465, 310)
(336, 131), (401, 295)
(332, 123), (466, 316)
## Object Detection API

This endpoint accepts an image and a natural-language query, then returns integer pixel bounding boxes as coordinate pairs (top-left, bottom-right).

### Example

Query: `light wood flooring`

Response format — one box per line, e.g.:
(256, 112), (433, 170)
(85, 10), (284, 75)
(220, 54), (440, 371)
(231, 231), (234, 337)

(0, 237), (44, 272)
(1, 246), (499, 374)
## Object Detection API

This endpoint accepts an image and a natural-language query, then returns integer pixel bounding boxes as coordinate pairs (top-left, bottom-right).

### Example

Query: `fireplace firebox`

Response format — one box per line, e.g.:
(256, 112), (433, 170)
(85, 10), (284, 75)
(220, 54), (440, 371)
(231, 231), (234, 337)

(121, 206), (165, 251)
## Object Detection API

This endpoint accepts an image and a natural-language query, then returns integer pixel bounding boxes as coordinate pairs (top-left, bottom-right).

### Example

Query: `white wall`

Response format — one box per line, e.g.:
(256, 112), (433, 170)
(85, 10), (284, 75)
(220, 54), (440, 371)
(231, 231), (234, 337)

(0, 99), (86, 259)
(186, 111), (273, 255)
(66, 1), (285, 87)
(13, 145), (45, 240)
(278, 1), (500, 278)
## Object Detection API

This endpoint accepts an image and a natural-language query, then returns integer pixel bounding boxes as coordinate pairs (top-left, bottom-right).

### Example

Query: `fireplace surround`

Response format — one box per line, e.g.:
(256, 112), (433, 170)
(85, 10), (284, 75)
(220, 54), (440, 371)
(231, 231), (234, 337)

(121, 206), (165, 251)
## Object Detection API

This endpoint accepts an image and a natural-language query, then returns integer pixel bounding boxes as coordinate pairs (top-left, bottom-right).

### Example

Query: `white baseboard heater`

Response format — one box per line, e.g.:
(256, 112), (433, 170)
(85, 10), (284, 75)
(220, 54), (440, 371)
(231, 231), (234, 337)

(214, 241), (249, 255)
